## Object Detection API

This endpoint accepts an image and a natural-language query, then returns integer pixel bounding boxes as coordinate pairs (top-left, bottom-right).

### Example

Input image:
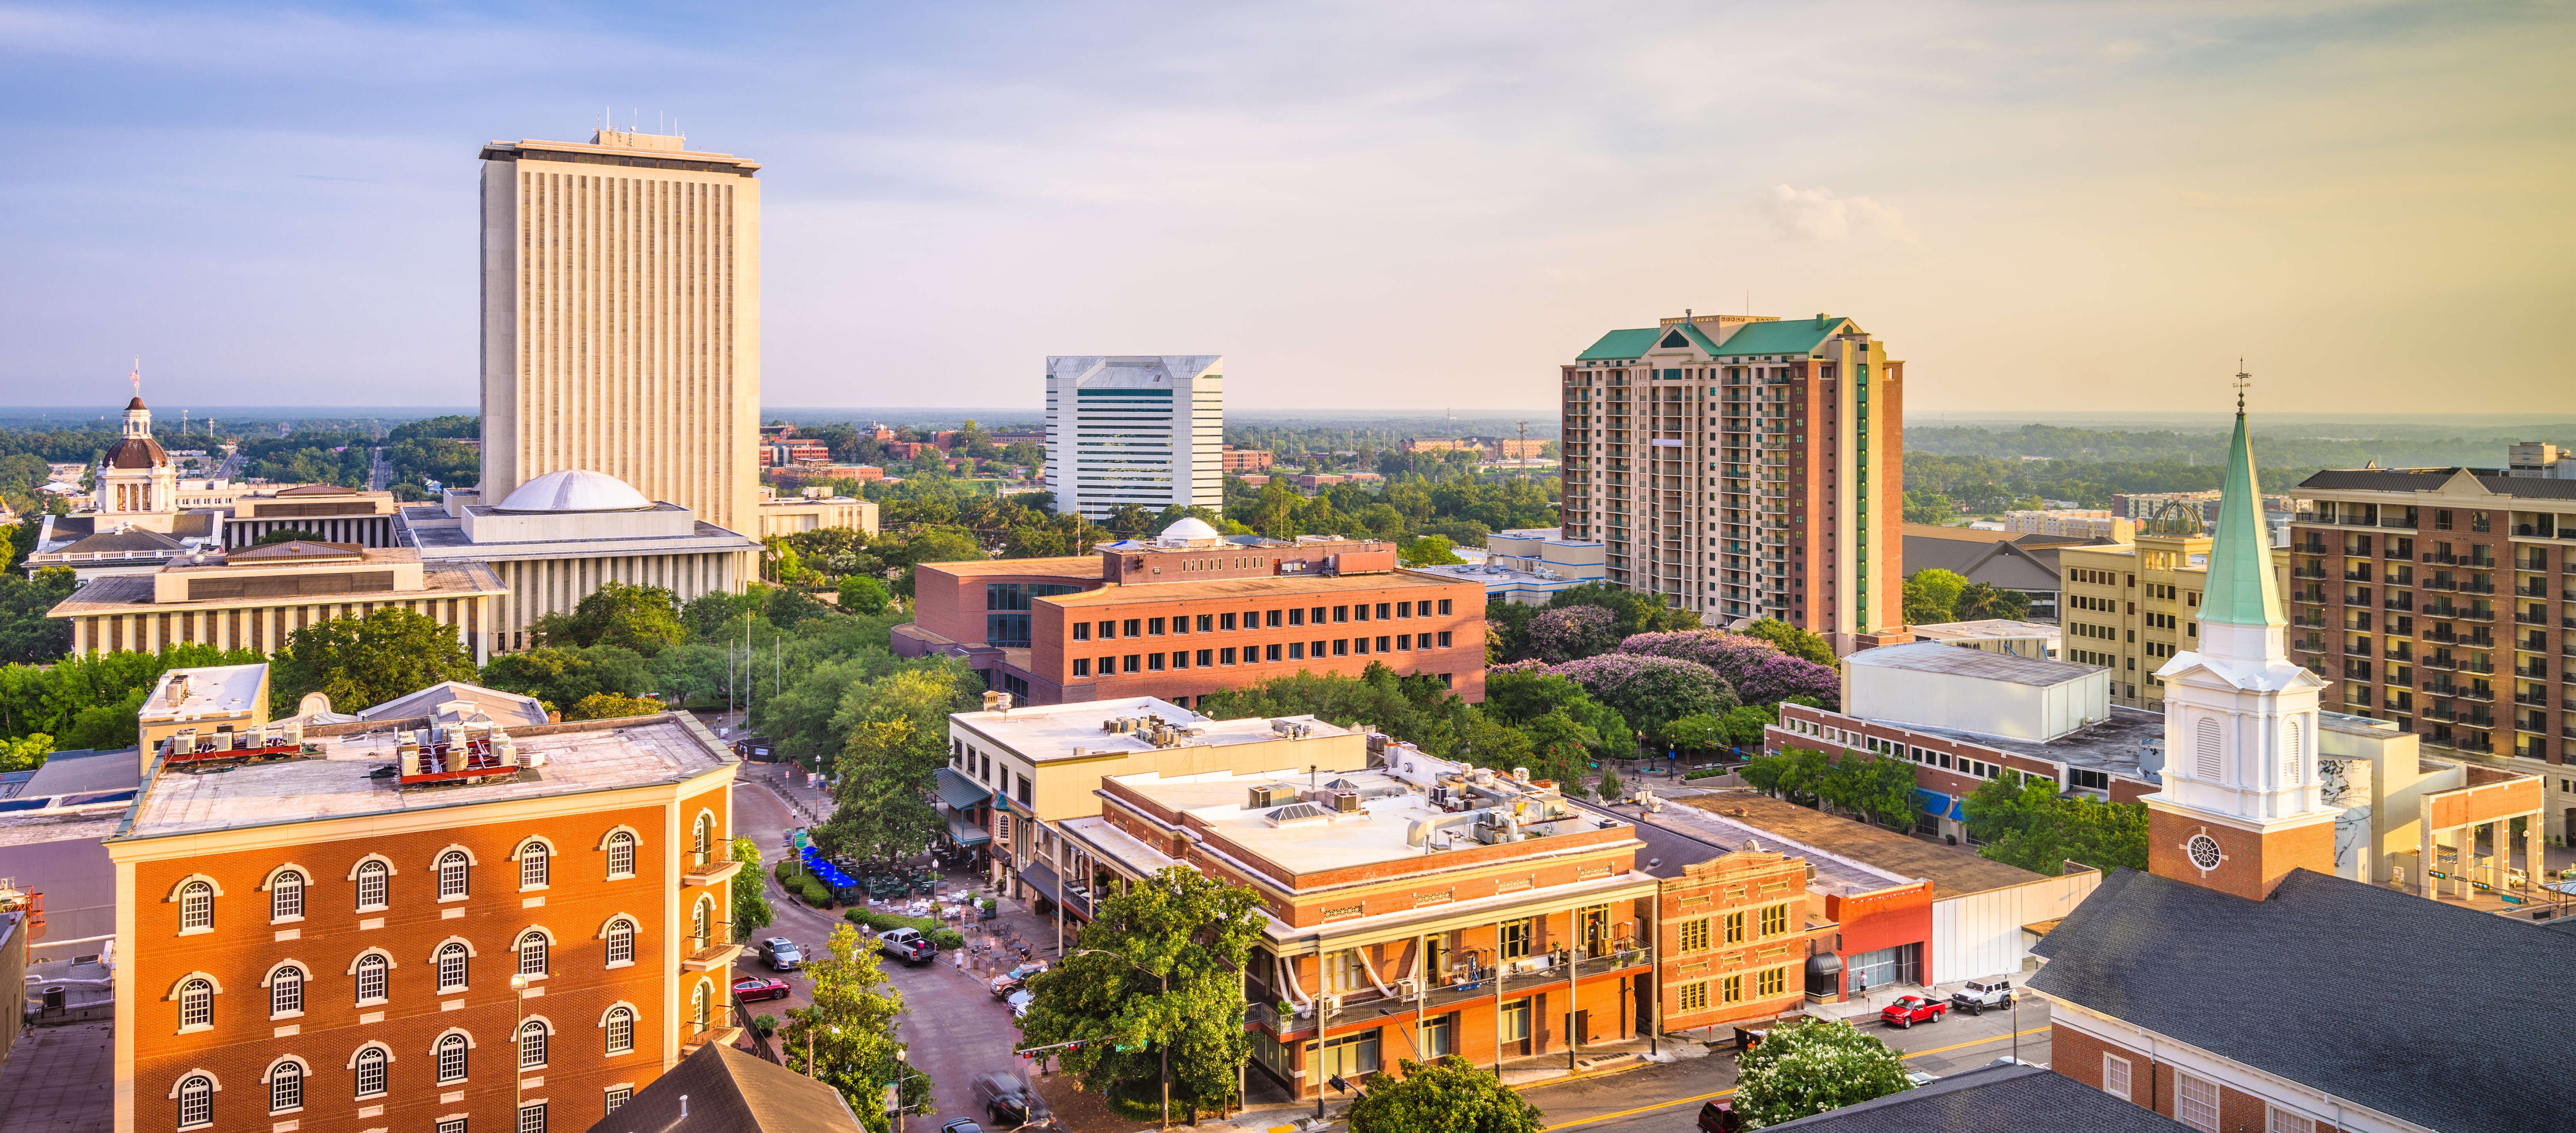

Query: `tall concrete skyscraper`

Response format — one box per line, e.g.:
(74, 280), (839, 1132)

(1045, 355), (1224, 521)
(478, 129), (761, 533)
(1558, 313), (1905, 653)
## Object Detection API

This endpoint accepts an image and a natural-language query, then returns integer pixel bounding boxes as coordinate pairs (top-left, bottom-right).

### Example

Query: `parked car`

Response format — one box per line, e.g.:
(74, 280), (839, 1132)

(1879, 994), (1947, 1028)
(971, 1072), (1051, 1128)
(1950, 979), (2015, 1016)
(732, 975), (792, 1003)
(881, 928), (937, 965)
(942, 1121), (983, 1133)
(990, 961), (1050, 999)
(759, 937), (805, 971)
(1695, 1100), (1741, 1133)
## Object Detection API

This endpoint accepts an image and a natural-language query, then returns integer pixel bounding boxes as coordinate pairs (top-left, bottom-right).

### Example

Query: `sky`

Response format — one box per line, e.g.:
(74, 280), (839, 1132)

(2, 1), (2570, 415)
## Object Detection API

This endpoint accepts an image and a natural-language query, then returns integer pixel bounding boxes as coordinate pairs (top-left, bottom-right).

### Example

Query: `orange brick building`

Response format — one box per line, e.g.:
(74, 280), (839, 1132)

(106, 705), (743, 1133)
(895, 523), (1487, 707)
(1053, 744), (1834, 1096)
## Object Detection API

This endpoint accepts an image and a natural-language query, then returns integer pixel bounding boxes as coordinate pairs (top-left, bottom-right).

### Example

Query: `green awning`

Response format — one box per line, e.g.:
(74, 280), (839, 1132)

(937, 767), (994, 811)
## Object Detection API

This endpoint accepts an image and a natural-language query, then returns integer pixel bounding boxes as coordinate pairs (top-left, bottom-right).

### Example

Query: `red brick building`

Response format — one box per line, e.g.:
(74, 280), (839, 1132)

(106, 702), (742, 1133)
(1220, 447), (1274, 474)
(894, 523), (1486, 707)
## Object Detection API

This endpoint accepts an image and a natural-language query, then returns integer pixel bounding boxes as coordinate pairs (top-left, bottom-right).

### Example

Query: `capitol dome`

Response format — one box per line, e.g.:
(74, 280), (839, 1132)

(1159, 516), (1220, 541)
(494, 469), (655, 513)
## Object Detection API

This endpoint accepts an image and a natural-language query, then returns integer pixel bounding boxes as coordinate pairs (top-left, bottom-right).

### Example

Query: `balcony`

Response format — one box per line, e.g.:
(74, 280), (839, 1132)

(682, 940), (745, 972)
(2291, 613), (2329, 629)
(2517, 612), (2551, 626)
(2383, 697), (2414, 713)
(2514, 692), (2553, 708)
(2293, 566), (2330, 580)
(682, 1024), (745, 1055)
(683, 856), (743, 888)
(2384, 594), (2415, 612)
(2517, 582), (2552, 598)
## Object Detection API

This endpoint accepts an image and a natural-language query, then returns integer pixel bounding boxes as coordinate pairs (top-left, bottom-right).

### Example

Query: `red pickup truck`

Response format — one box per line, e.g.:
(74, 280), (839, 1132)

(1879, 994), (1947, 1028)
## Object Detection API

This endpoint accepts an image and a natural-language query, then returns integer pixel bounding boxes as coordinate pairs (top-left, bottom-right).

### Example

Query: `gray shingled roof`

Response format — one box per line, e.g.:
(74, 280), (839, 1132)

(2298, 468), (2576, 501)
(1898, 534), (2064, 592)
(2028, 868), (2576, 1132)
(1763, 1063), (2190, 1131)
(579, 1042), (863, 1133)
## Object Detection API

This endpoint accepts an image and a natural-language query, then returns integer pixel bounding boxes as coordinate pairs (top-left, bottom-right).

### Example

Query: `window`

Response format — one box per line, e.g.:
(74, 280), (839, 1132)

(694, 897), (715, 951)
(1123, 619), (1142, 637)
(1073, 659), (1090, 677)
(438, 851), (470, 900)
(1099, 655), (1116, 674)
(607, 918), (636, 966)
(1266, 644), (1282, 662)
(1437, 631), (1454, 648)
(179, 880), (213, 931)
(356, 860), (389, 910)
(519, 1021), (549, 1069)
(518, 1103), (547, 1133)
(1374, 636), (1389, 653)
(2195, 716), (2223, 779)
(2267, 1105), (2309, 1133)
(605, 1006), (636, 1054)
(1220, 647), (1237, 665)
(1397, 601), (1412, 618)
(1195, 649), (1212, 667)
(519, 931), (549, 976)
(1288, 608), (1305, 627)
(1720, 973), (1743, 1004)
(1678, 918), (1709, 952)
(1760, 903), (1791, 937)
(692, 982), (713, 1032)
(520, 842), (549, 889)
(355, 1046), (388, 1099)
(1333, 605), (1349, 623)
(177, 1074), (213, 1129)
(270, 965), (304, 1017)
(605, 1086), (634, 1114)
(1757, 966), (1786, 997)
(440, 1119), (468, 1133)
(1196, 615), (1214, 632)
(1678, 981), (1708, 1011)
(1439, 600), (1453, 615)
(2101, 1053), (2131, 1099)
(437, 1034), (469, 1083)
(1072, 622), (1090, 641)
(1148, 617), (1166, 635)
(2176, 1074), (2220, 1133)
(355, 954), (389, 1004)
(1499, 919), (1532, 960)
(1288, 643), (1305, 660)
(1147, 652), (1166, 671)
(179, 978), (213, 1030)
(1123, 654), (1140, 673)
(1397, 634), (1412, 651)
(1315, 1031), (1379, 1081)
(1220, 613), (1237, 631)
(268, 1061), (303, 1113)
(1722, 911), (1745, 943)
(1374, 603), (1390, 620)
(1265, 609), (1282, 628)
(607, 832), (636, 879)
(1333, 639), (1348, 656)
(270, 870), (304, 921)
(1420, 1013), (1456, 1058)
(695, 813), (715, 864)
(1310, 606), (1326, 624)
(438, 942), (469, 992)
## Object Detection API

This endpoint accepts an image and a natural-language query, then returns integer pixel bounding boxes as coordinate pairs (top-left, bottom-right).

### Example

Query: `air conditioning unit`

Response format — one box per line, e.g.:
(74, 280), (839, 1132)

(1317, 994), (1342, 1015)
(1247, 784), (1294, 809)
(1327, 791), (1361, 813)
(1393, 978), (1419, 999)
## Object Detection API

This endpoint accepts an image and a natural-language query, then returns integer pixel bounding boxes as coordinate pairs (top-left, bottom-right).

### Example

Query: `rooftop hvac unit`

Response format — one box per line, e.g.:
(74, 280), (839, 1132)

(1247, 784), (1295, 809)
(1327, 791), (1361, 813)
(1394, 978), (1419, 999)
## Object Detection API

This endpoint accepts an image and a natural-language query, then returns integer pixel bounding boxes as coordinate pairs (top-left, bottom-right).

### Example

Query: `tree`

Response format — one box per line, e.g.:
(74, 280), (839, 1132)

(1731, 1017), (1911, 1126)
(1902, 568), (1968, 625)
(1901, 489), (1957, 525)
(1105, 503), (1157, 538)
(1544, 582), (1701, 638)
(1712, 704), (1778, 751)
(1348, 1056), (1542, 1133)
(251, 527), (327, 545)
(1400, 535), (1466, 567)
(565, 692), (663, 721)
(1962, 772), (2146, 875)
(1019, 867), (1269, 1119)
(1835, 755), (1921, 830)
(824, 719), (949, 863)
(837, 575), (892, 615)
(1738, 618), (1838, 668)
(781, 924), (926, 1133)
(1664, 712), (1726, 754)
(540, 580), (690, 657)
(479, 646), (655, 714)
(0, 732), (51, 775)
(0, 566), (77, 664)
(1616, 630), (1839, 710)
(1954, 582), (2033, 622)
(1741, 747), (1830, 807)
(1548, 654), (1731, 744)
(1524, 606), (1620, 664)
(730, 835), (773, 942)
(272, 608), (477, 714)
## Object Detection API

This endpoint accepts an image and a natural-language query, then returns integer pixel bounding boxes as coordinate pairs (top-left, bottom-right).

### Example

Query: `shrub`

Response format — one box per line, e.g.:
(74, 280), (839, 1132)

(930, 929), (965, 951)
(844, 909), (945, 935)
(1683, 767), (1733, 781)
(772, 859), (797, 883)
(797, 876), (832, 907)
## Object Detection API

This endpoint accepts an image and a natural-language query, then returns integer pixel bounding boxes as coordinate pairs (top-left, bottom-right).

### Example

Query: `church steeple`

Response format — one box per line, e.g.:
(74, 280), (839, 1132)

(2199, 369), (2282, 634)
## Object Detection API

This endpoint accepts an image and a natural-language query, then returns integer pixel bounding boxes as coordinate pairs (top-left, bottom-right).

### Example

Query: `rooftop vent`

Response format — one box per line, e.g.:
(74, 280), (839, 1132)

(1265, 802), (1334, 826)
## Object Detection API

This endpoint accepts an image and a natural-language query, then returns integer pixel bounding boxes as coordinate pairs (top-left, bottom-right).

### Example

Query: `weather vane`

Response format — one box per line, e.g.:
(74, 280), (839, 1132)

(2232, 360), (2251, 414)
(130, 356), (142, 400)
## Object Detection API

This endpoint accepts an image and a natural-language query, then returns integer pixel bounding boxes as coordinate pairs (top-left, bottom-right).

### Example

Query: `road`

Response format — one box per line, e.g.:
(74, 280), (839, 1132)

(368, 446), (389, 491)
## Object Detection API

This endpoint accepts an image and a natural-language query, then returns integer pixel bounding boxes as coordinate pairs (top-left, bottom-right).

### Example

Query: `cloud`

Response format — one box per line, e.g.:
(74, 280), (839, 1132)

(1751, 184), (1918, 244)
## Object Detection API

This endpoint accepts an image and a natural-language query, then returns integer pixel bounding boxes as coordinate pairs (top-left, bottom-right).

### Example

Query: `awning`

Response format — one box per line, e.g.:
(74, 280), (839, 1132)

(1912, 788), (1967, 821)
(937, 767), (995, 811)
(946, 817), (993, 847)
(1017, 860), (1094, 919)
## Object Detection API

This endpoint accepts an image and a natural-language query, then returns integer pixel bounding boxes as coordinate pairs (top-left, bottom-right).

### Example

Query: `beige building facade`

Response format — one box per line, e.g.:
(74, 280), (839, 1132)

(2057, 532), (2292, 711)
(478, 129), (761, 534)
(48, 542), (507, 663)
(755, 487), (879, 538)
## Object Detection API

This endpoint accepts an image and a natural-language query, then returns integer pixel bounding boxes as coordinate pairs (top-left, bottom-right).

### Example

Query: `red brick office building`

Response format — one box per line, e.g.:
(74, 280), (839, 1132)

(894, 521), (1487, 707)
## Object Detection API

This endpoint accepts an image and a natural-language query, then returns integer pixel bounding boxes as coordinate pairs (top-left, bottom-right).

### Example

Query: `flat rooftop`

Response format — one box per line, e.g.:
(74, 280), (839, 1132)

(916, 555), (1105, 580)
(1910, 619), (2062, 640)
(137, 664), (266, 723)
(1849, 641), (2096, 687)
(1674, 790), (2053, 899)
(1880, 703), (2165, 779)
(951, 698), (1351, 763)
(1109, 766), (1628, 878)
(52, 562), (504, 615)
(1047, 570), (1462, 606)
(115, 713), (734, 842)
(398, 505), (755, 553)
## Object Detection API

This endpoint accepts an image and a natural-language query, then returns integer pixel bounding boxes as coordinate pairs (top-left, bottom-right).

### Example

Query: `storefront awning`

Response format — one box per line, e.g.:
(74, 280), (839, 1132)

(937, 767), (995, 811)
(1913, 788), (1967, 821)
(946, 816), (993, 846)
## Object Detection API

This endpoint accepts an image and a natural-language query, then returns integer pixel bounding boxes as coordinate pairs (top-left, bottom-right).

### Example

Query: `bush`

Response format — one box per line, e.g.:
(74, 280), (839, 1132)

(844, 909), (945, 935)
(773, 859), (797, 883)
(1683, 767), (1733, 781)
(930, 929), (965, 951)
(797, 876), (832, 907)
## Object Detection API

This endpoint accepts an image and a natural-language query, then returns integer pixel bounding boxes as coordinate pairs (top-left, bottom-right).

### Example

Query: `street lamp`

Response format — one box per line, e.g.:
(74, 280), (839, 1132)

(1069, 948), (1171, 1130)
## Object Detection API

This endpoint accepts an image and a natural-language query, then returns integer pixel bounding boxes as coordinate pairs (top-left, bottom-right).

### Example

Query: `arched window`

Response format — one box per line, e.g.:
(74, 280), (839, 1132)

(353, 1047), (388, 1099)
(270, 871), (305, 921)
(269, 966), (305, 1017)
(691, 896), (712, 952)
(267, 1061), (303, 1113)
(179, 978), (214, 1030)
(176, 1074), (214, 1129)
(517, 931), (549, 977)
(436, 943), (469, 992)
(2194, 716), (2223, 779)
(435, 1034), (468, 1084)
(437, 851), (470, 900)
(691, 981), (711, 1034)
(355, 954), (390, 1005)
(604, 1006), (635, 1055)
(606, 831), (636, 878)
(355, 861), (390, 911)
(519, 841), (549, 889)
(694, 812), (715, 865)
(180, 880), (214, 931)
(518, 1020), (548, 1070)
(605, 918), (636, 966)
(2282, 721), (2303, 786)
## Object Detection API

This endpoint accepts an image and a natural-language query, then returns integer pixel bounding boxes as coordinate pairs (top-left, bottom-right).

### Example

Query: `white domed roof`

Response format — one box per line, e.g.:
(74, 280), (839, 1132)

(495, 469), (654, 512)
(1160, 516), (1220, 541)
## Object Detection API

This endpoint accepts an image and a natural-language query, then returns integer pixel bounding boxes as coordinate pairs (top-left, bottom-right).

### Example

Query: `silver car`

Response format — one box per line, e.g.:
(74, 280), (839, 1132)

(760, 937), (804, 971)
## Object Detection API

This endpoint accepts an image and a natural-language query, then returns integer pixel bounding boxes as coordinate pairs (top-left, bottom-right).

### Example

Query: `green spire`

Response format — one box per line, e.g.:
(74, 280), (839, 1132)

(2201, 376), (2282, 628)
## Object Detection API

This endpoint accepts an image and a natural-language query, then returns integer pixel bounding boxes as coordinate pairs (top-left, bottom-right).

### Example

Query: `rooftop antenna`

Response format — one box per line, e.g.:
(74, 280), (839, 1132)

(129, 357), (142, 400)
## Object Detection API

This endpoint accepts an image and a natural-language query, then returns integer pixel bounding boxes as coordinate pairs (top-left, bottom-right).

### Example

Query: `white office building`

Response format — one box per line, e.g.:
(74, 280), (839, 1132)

(1045, 355), (1223, 521)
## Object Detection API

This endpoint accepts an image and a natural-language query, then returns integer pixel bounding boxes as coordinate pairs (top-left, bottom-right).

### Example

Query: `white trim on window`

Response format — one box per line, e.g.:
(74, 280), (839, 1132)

(2101, 1052), (2131, 1100)
(2176, 1073), (2221, 1133)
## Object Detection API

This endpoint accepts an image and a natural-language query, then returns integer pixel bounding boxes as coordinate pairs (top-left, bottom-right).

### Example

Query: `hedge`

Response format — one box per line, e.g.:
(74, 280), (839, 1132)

(841, 909), (965, 952)
(1683, 767), (1733, 781)
(772, 859), (797, 883)
(796, 876), (832, 907)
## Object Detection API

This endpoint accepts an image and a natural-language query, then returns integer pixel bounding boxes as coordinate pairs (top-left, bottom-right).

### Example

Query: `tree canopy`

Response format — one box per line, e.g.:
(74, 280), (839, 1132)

(1962, 771), (2148, 875)
(1349, 1057), (1543, 1133)
(1731, 1017), (1912, 1126)
(272, 608), (477, 716)
(780, 923), (927, 1133)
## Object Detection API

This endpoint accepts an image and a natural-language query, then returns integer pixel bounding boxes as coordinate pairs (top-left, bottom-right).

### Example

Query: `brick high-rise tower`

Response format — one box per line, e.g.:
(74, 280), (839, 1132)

(1557, 313), (1905, 652)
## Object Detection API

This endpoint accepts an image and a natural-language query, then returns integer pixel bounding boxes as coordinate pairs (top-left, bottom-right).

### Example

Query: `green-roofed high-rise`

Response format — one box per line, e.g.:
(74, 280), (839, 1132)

(1558, 312), (1906, 652)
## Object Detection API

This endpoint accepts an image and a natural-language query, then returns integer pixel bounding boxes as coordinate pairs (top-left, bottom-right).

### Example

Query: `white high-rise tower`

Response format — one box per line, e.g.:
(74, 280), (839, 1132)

(2146, 378), (2335, 900)
(1044, 356), (1224, 522)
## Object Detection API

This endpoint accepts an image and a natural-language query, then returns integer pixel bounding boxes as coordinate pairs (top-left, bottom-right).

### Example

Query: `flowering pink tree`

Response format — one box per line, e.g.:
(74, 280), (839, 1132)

(1546, 653), (1732, 742)
(1524, 606), (1620, 664)
(1618, 630), (1839, 709)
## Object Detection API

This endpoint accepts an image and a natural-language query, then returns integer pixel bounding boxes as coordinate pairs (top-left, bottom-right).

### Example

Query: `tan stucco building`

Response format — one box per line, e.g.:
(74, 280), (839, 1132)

(2056, 531), (2293, 711)
(48, 541), (506, 663)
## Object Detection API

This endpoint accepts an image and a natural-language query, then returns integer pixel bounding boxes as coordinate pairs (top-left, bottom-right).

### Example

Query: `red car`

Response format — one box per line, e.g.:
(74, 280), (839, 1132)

(1879, 994), (1946, 1028)
(733, 975), (792, 1003)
